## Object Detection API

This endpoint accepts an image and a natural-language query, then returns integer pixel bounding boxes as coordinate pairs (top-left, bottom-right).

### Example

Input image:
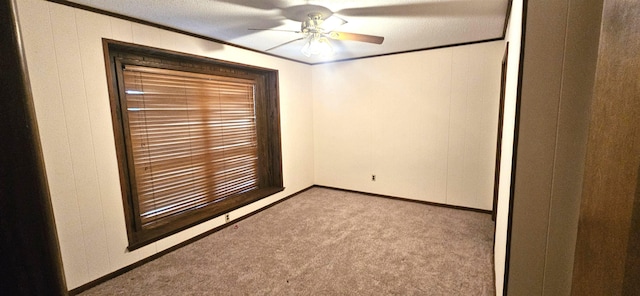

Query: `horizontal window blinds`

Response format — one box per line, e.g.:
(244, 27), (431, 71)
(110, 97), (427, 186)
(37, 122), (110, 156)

(122, 65), (258, 228)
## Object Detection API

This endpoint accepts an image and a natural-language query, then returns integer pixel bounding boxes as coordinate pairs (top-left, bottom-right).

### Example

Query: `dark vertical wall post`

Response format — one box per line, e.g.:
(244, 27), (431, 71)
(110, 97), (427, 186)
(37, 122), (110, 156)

(572, 0), (640, 294)
(0, 0), (67, 294)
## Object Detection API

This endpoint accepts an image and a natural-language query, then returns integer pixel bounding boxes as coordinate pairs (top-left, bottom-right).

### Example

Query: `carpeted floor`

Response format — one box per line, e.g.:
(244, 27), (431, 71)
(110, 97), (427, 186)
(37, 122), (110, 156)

(80, 187), (495, 295)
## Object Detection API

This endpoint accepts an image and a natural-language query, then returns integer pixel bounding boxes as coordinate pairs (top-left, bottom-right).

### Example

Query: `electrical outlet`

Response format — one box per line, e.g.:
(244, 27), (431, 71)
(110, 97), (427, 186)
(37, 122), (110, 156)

(225, 214), (230, 223)
(372, 174), (376, 181)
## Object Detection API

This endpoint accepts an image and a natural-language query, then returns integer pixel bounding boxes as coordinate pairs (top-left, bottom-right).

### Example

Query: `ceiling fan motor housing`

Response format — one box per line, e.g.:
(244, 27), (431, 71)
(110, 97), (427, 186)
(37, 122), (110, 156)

(301, 13), (324, 34)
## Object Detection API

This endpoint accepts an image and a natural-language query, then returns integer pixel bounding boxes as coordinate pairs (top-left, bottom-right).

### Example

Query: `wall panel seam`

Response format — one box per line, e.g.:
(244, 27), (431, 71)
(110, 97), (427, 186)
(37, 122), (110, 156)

(541, 0), (571, 292)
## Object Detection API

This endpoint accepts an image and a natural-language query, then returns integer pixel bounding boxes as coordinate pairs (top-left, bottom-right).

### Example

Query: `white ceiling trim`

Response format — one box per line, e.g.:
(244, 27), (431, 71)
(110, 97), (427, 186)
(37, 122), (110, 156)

(51, 0), (511, 65)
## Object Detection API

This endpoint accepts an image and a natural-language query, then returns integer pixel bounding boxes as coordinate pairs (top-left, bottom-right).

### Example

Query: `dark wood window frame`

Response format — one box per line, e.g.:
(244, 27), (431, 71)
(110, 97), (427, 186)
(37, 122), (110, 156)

(103, 39), (283, 250)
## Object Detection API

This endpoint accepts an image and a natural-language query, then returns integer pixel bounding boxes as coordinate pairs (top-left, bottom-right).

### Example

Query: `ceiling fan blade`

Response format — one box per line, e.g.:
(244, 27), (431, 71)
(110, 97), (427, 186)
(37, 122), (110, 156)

(265, 37), (305, 52)
(328, 32), (384, 44)
(249, 28), (301, 33)
(321, 15), (347, 32)
(336, 2), (503, 18)
(215, 0), (283, 11)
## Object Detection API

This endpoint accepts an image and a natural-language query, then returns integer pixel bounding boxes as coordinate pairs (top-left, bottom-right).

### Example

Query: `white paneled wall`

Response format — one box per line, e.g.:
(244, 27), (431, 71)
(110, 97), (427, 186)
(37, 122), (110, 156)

(447, 44), (504, 209)
(313, 41), (504, 210)
(17, 0), (314, 289)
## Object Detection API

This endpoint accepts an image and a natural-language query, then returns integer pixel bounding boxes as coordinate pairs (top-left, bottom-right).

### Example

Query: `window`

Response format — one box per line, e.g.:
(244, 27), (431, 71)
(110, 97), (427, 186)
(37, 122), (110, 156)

(104, 40), (283, 250)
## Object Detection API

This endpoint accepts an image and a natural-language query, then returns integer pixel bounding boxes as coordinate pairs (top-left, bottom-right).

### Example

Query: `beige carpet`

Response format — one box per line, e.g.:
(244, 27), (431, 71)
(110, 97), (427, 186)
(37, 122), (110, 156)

(80, 187), (495, 295)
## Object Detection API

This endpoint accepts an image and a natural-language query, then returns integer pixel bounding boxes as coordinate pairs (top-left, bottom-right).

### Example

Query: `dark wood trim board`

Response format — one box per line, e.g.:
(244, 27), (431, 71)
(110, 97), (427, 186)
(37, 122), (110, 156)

(0, 0), (67, 294)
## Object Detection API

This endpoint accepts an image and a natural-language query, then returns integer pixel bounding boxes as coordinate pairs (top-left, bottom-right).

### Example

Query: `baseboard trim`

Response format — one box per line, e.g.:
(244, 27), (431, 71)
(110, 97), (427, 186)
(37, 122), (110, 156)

(313, 185), (493, 215)
(67, 185), (314, 295)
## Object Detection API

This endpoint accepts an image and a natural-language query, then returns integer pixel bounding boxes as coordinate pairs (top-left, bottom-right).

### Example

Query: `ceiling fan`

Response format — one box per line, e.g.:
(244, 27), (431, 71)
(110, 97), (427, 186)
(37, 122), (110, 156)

(250, 7), (384, 57)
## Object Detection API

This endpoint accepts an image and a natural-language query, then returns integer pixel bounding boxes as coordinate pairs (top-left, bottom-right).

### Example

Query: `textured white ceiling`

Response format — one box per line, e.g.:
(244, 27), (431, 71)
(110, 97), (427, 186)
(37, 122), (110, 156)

(67, 0), (510, 64)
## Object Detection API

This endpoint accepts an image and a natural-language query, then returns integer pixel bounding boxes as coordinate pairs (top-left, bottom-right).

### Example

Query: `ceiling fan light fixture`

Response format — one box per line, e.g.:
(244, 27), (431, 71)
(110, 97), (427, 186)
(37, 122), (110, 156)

(301, 34), (333, 57)
(252, 6), (383, 58)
